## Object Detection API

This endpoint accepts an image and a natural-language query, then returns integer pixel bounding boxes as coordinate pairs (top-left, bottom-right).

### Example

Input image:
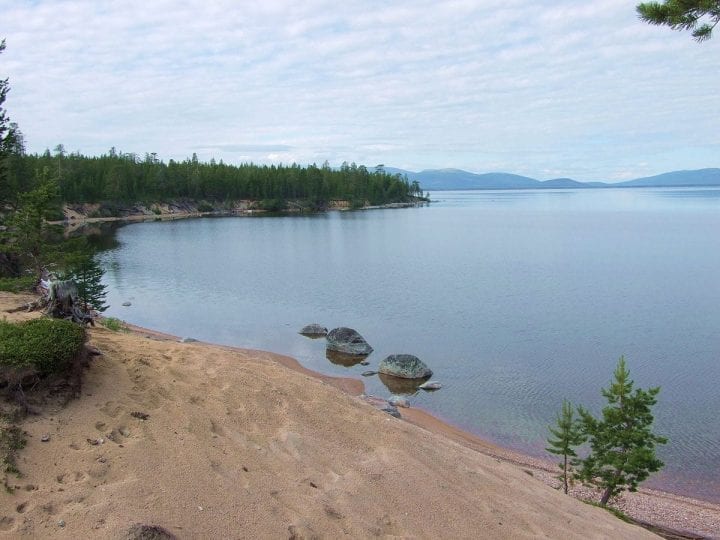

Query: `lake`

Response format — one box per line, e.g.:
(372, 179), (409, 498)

(98, 188), (720, 503)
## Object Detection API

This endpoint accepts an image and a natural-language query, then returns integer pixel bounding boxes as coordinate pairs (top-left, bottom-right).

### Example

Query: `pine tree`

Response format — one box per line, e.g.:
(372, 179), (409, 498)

(64, 252), (108, 313)
(577, 357), (667, 506)
(636, 1), (720, 41)
(546, 400), (585, 494)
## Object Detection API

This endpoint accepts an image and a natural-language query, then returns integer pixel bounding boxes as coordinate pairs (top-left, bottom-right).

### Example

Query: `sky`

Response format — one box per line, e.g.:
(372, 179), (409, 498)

(1, 0), (719, 182)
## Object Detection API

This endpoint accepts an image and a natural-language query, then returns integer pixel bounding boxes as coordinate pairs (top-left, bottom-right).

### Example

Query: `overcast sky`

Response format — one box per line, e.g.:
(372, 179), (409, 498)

(2, 0), (719, 181)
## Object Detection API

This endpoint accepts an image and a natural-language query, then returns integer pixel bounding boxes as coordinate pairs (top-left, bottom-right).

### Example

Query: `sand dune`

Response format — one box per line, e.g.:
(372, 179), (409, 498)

(0, 293), (663, 538)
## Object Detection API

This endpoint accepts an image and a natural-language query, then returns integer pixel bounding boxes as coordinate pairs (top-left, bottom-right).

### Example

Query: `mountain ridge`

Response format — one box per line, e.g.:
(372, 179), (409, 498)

(384, 167), (720, 191)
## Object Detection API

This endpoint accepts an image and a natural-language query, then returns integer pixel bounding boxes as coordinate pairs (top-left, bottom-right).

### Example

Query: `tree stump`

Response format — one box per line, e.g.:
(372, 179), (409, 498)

(45, 280), (94, 325)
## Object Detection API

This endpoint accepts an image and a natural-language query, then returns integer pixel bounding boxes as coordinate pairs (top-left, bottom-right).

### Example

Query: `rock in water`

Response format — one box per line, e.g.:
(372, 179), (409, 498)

(378, 354), (432, 379)
(326, 327), (373, 356)
(419, 380), (442, 390)
(299, 324), (328, 337)
(388, 395), (410, 408)
(361, 370), (377, 377)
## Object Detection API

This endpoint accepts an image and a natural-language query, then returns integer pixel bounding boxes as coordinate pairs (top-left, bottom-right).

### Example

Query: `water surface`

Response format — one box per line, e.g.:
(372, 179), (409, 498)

(99, 188), (720, 502)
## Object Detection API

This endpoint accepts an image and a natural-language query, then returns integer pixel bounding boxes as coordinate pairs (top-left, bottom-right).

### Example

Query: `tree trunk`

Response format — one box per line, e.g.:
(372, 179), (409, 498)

(600, 486), (612, 506)
(563, 455), (568, 494)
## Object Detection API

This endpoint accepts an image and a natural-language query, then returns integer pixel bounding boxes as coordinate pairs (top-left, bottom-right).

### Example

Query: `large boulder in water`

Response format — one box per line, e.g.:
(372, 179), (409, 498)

(326, 327), (373, 356)
(378, 354), (432, 379)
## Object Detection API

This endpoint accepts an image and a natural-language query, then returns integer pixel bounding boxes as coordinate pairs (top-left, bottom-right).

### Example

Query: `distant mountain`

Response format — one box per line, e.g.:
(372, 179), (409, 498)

(615, 168), (720, 187)
(385, 167), (720, 191)
(384, 168), (542, 190)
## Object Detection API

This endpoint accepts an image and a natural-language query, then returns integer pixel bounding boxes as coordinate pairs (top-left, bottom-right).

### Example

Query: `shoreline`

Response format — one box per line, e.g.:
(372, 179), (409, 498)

(2, 293), (717, 537)
(53, 199), (426, 232)
(121, 319), (720, 539)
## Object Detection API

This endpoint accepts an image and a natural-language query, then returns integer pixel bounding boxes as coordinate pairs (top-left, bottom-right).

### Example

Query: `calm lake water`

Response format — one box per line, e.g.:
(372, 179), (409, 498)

(98, 188), (720, 503)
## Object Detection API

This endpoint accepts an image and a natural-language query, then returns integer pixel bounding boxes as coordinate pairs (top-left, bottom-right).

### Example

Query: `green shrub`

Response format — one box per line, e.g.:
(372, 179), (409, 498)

(258, 199), (286, 212)
(196, 201), (214, 213)
(100, 317), (126, 332)
(0, 276), (36, 293)
(0, 318), (86, 375)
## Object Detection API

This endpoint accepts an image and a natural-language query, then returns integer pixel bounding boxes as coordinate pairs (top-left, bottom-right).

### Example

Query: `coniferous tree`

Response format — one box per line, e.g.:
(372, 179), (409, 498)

(577, 357), (667, 506)
(637, 0), (720, 41)
(3, 172), (63, 278)
(63, 250), (108, 312)
(546, 399), (585, 494)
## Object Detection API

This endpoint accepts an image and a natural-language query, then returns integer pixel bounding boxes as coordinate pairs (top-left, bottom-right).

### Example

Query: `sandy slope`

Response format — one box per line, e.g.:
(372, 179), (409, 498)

(0, 295), (660, 539)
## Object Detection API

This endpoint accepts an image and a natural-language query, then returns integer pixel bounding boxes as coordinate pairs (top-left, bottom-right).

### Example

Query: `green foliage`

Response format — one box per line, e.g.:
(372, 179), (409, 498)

(582, 500), (633, 523)
(8, 151), (416, 208)
(196, 201), (214, 213)
(637, 0), (720, 41)
(100, 317), (126, 332)
(576, 357), (667, 505)
(2, 173), (64, 277)
(0, 276), (35, 292)
(0, 318), (86, 375)
(257, 199), (286, 212)
(546, 399), (586, 494)
(62, 250), (108, 312)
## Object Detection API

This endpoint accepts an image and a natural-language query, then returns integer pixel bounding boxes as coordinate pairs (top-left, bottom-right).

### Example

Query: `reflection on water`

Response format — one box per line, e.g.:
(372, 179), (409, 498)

(378, 373), (428, 395)
(325, 349), (368, 367)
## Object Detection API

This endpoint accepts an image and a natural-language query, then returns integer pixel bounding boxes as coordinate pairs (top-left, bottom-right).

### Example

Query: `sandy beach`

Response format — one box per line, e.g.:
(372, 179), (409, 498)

(1, 292), (718, 539)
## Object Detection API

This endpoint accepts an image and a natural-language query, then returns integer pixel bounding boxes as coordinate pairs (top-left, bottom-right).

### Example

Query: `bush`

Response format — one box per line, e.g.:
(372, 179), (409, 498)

(0, 318), (86, 375)
(0, 276), (36, 293)
(196, 201), (214, 213)
(100, 317), (126, 332)
(258, 199), (286, 212)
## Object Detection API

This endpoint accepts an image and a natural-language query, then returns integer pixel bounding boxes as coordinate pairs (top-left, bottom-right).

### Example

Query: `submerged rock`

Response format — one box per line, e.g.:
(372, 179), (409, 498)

(299, 324), (328, 337)
(378, 354), (432, 379)
(326, 327), (373, 356)
(388, 395), (410, 408)
(419, 380), (442, 390)
(361, 370), (377, 377)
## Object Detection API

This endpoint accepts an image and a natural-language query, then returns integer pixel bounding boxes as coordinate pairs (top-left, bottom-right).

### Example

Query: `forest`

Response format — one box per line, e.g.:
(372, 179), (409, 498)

(3, 145), (423, 211)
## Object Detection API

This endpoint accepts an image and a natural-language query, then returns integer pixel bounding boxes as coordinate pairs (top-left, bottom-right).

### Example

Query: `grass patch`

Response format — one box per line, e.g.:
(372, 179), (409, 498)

(0, 424), (27, 491)
(101, 317), (127, 332)
(582, 499), (632, 523)
(0, 276), (36, 293)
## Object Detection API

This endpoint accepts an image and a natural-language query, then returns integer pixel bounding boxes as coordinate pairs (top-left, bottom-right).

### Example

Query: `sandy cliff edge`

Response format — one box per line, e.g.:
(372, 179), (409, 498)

(0, 292), (688, 538)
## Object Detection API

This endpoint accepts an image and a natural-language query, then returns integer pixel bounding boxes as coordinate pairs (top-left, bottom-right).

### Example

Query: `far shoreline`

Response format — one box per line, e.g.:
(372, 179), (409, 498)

(52, 198), (428, 232)
(116, 317), (719, 539)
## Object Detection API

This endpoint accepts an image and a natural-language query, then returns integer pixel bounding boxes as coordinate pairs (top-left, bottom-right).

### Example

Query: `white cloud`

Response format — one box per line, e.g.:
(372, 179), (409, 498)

(0, 0), (718, 181)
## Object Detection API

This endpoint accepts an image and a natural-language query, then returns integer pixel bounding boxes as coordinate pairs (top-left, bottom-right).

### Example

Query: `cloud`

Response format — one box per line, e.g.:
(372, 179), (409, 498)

(0, 0), (718, 181)
(196, 144), (293, 153)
